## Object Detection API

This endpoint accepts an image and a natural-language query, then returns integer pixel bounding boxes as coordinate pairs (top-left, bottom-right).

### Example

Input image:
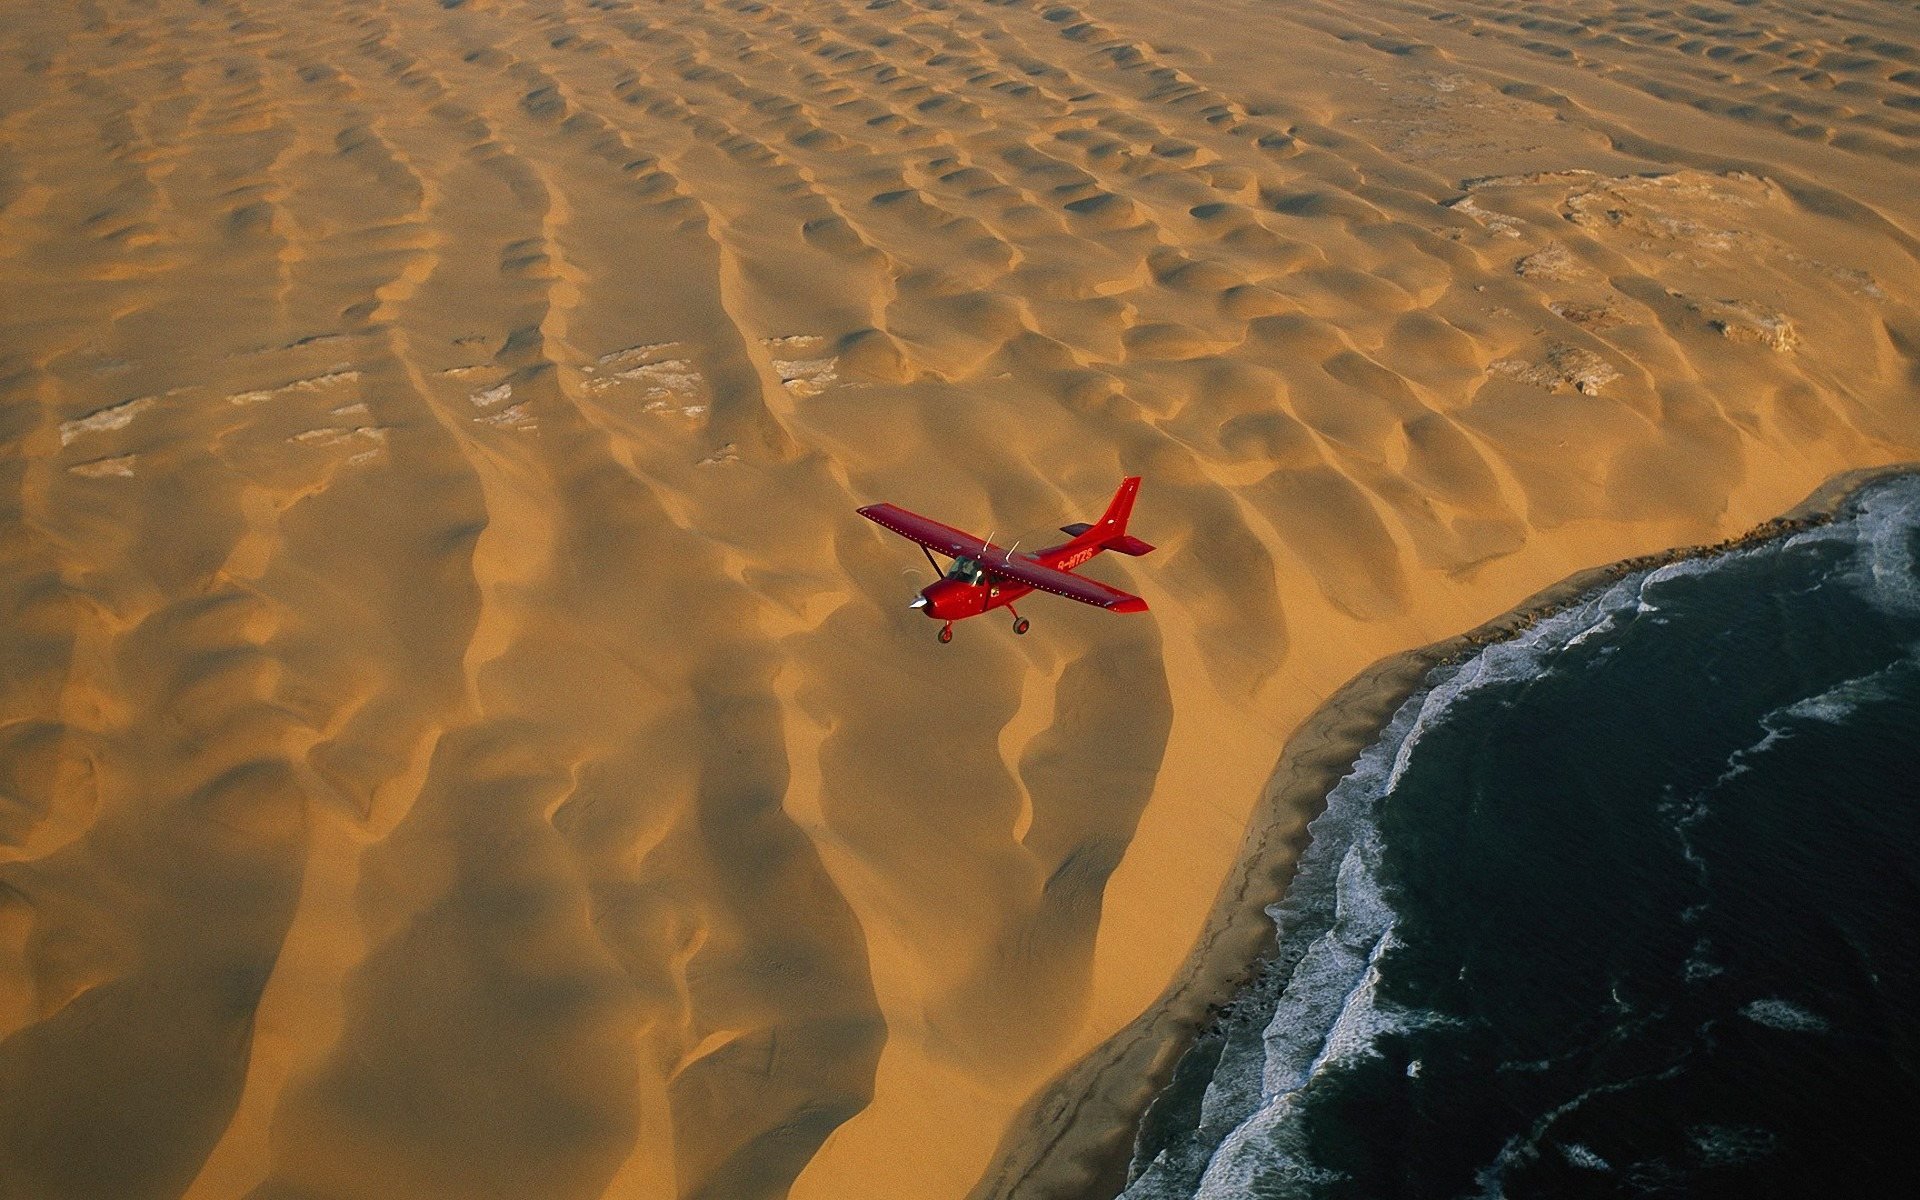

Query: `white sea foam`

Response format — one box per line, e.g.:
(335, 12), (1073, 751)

(1381, 575), (1646, 796)
(1473, 1057), (1693, 1197)
(1689, 1123), (1776, 1166)
(1853, 477), (1920, 615)
(1634, 556), (1719, 613)
(1683, 937), (1724, 983)
(1711, 654), (1916, 786)
(1740, 997), (1829, 1033)
(1784, 657), (1914, 722)
(1657, 788), (1712, 876)
(1566, 610), (1619, 647)
(1785, 475), (1920, 614)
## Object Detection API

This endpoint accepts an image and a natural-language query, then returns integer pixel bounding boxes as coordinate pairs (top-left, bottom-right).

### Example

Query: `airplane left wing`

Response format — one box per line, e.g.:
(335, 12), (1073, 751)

(857, 503), (990, 560)
(986, 553), (1148, 613)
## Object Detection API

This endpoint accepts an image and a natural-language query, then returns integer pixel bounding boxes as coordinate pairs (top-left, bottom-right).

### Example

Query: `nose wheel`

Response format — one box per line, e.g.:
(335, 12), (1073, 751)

(938, 623), (954, 644)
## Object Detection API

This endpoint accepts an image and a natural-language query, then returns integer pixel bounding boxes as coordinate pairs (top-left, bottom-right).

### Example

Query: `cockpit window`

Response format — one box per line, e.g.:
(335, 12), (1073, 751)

(947, 556), (986, 584)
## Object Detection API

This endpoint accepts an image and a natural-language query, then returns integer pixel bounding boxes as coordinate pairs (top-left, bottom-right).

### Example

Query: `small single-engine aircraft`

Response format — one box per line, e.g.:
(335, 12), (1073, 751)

(858, 477), (1153, 643)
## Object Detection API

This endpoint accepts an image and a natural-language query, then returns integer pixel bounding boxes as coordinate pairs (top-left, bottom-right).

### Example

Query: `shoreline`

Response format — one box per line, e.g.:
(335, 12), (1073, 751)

(967, 461), (1920, 1200)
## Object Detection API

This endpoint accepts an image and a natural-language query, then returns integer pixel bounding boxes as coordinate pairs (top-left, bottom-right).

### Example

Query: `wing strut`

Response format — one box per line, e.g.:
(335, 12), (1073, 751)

(921, 544), (943, 576)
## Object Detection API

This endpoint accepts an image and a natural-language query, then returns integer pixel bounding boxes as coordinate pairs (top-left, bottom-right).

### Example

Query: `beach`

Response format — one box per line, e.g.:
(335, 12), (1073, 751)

(4, 2), (1920, 1198)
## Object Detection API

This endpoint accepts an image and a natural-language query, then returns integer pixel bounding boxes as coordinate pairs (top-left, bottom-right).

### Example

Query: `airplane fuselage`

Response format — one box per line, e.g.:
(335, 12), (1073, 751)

(913, 539), (1089, 621)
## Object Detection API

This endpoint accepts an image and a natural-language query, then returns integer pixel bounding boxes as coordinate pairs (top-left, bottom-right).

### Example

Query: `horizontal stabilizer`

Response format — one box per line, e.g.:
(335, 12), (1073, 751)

(1059, 522), (1093, 537)
(1109, 535), (1154, 557)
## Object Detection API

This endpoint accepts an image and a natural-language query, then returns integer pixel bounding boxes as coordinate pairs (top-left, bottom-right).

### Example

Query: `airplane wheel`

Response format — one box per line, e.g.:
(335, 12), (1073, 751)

(938, 625), (953, 644)
(1013, 617), (1030, 635)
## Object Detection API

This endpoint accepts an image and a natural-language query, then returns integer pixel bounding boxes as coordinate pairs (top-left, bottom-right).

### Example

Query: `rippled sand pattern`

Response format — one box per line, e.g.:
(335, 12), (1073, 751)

(2, 2), (1918, 1199)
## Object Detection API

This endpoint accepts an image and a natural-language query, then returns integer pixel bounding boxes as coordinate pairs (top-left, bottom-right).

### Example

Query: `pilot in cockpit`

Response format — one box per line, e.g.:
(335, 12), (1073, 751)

(946, 556), (987, 585)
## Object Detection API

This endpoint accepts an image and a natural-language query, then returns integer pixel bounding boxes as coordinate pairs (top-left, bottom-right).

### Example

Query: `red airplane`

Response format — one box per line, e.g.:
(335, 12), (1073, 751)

(858, 477), (1154, 643)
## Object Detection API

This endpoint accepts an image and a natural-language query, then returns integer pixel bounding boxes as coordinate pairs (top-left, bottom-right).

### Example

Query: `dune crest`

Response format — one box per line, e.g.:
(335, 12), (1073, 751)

(3, 2), (1918, 1199)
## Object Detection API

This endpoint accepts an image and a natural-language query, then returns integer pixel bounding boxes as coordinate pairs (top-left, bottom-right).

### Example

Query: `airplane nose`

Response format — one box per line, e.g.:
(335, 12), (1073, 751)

(909, 595), (928, 610)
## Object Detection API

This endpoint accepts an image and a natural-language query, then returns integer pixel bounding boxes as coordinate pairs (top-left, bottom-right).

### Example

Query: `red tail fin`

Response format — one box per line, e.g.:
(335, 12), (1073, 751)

(1060, 477), (1154, 556)
(1095, 476), (1140, 535)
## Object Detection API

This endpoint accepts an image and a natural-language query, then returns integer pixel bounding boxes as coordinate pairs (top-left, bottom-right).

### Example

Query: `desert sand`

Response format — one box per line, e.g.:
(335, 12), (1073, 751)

(2, 1), (1918, 1198)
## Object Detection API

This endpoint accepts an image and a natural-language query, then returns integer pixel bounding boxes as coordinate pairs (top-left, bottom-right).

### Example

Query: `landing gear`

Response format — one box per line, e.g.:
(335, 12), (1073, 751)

(1013, 616), (1030, 635)
(938, 623), (954, 644)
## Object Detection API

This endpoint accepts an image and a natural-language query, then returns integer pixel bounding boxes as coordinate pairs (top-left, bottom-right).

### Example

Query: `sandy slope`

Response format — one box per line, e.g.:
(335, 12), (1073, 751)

(1, 1), (1917, 1198)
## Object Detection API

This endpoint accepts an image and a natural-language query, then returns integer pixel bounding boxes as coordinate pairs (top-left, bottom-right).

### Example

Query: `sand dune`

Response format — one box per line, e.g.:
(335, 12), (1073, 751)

(2, 1), (1918, 1198)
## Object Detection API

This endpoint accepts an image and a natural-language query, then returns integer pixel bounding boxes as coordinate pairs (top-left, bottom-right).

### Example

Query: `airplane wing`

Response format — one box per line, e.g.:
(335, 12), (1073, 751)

(985, 553), (1149, 613)
(857, 503), (990, 560)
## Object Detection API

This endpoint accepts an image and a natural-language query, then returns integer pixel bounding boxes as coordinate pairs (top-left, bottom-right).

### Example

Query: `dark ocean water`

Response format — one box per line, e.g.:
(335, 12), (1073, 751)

(1123, 474), (1920, 1200)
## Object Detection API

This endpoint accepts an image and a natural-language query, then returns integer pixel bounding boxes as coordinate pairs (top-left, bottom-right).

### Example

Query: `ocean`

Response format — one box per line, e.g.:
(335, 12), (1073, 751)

(1122, 473), (1920, 1199)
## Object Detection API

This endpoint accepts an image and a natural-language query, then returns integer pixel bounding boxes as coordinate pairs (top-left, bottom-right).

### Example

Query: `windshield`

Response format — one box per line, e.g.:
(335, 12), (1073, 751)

(946, 556), (986, 584)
